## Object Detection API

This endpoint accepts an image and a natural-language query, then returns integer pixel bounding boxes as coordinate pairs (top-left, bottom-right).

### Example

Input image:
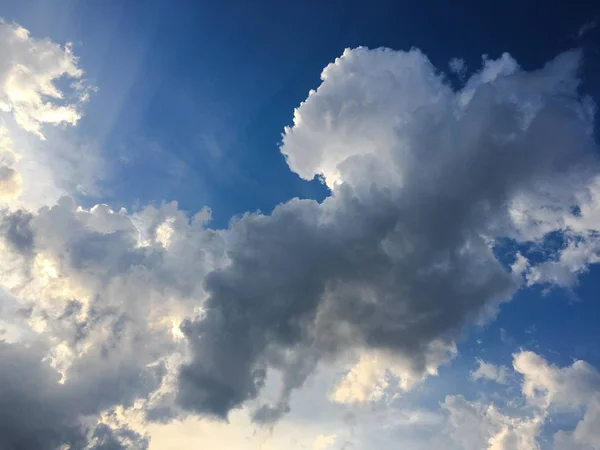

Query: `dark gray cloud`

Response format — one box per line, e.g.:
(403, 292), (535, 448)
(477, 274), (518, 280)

(0, 209), (33, 254)
(0, 341), (150, 450)
(88, 422), (149, 450)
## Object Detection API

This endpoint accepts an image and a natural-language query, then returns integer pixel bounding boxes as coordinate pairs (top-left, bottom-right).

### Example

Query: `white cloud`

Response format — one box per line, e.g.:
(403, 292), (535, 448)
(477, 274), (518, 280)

(446, 351), (600, 450)
(443, 394), (542, 450)
(521, 176), (600, 287)
(514, 351), (600, 410)
(0, 19), (88, 139)
(331, 341), (456, 404)
(472, 359), (509, 384)
(0, 19), (100, 211)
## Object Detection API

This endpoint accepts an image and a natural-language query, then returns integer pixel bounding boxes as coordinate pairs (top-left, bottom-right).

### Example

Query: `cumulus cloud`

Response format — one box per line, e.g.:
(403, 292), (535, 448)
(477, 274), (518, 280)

(444, 351), (600, 450)
(150, 351), (600, 450)
(0, 19), (88, 139)
(331, 342), (456, 404)
(1, 23), (600, 450)
(443, 394), (542, 450)
(178, 47), (599, 421)
(514, 350), (600, 410)
(0, 18), (100, 211)
(472, 359), (509, 384)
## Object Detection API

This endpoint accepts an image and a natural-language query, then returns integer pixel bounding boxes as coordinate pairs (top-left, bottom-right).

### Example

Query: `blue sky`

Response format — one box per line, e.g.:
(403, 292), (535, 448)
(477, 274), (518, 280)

(0, 1), (600, 449)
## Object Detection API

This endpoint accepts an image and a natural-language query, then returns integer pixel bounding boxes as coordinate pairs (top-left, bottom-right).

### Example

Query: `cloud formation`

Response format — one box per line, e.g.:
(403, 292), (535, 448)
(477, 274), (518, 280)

(0, 20), (600, 449)
(0, 19), (87, 139)
(178, 47), (599, 421)
(0, 18), (98, 210)
(445, 351), (600, 450)
(472, 359), (509, 384)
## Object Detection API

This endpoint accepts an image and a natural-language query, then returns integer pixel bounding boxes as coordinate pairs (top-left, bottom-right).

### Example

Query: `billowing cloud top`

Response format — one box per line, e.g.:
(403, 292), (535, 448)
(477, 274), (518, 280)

(0, 21), (600, 450)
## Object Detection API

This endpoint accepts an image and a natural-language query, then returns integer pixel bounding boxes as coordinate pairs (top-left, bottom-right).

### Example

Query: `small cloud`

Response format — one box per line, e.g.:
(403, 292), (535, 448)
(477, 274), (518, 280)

(471, 359), (509, 384)
(524, 325), (537, 335)
(449, 57), (467, 79)
(0, 19), (91, 139)
(578, 18), (597, 38)
(510, 252), (529, 276)
(500, 328), (513, 344)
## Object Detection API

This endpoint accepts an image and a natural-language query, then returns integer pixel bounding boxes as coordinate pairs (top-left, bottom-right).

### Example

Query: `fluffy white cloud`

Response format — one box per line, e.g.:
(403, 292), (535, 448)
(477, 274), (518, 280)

(445, 351), (600, 450)
(514, 351), (600, 410)
(0, 19), (100, 210)
(331, 341), (456, 404)
(176, 46), (600, 422)
(472, 359), (509, 384)
(521, 176), (600, 287)
(443, 394), (542, 450)
(0, 19), (88, 139)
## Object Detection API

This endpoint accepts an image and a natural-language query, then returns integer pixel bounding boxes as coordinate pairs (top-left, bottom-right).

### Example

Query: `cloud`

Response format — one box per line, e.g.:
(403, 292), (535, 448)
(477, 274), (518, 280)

(472, 359), (509, 384)
(331, 341), (456, 404)
(149, 350), (600, 450)
(0, 19), (88, 139)
(177, 47), (599, 422)
(0, 18), (101, 212)
(443, 394), (542, 450)
(577, 18), (597, 39)
(0, 24), (600, 450)
(445, 351), (600, 450)
(0, 164), (21, 196)
(514, 350), (600, 410)
(0, 340), (151, 450)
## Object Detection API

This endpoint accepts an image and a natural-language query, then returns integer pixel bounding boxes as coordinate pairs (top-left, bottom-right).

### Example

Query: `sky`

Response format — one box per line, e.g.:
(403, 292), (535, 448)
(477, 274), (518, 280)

(0, 1), (599, 449)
